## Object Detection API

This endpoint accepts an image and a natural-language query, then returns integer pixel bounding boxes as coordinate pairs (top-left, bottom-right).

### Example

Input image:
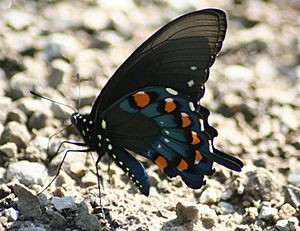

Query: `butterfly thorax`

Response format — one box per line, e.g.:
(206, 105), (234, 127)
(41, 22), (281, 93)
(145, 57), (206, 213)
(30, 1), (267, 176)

(71, 112), (107, 154)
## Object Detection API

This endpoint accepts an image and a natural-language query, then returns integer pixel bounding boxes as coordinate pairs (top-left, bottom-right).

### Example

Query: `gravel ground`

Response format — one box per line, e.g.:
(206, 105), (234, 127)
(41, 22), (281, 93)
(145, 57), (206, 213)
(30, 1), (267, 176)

(0, 0), (299, 230)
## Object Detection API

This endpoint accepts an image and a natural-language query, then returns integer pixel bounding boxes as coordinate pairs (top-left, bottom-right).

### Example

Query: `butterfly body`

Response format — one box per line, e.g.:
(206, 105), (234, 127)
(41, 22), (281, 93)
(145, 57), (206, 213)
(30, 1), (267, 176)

(70, 9), (243, 196)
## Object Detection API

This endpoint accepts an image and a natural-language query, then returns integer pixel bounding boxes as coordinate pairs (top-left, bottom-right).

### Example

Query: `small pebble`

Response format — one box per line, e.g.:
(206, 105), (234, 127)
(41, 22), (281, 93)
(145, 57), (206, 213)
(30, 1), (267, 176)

(218, 201), (235, 214)
(278, 203), (296, 220)
(199, 187), (222, 204)
(3, 207), (19, 221)
(6, 160), (46, 186)
(258, 206), (278, 221)
(175, 201), (199, 222)
(0, 121), (31, 149)
(13, 183), (42, 218)
(52, 196), (77, 211)
(0, 142), (18, 158)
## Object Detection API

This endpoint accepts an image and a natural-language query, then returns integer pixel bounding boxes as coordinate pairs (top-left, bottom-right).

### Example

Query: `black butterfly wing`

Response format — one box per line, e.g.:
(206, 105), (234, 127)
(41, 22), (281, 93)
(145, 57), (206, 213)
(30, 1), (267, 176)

(91, 9), (226, 119)
(102, 87), (243, 195)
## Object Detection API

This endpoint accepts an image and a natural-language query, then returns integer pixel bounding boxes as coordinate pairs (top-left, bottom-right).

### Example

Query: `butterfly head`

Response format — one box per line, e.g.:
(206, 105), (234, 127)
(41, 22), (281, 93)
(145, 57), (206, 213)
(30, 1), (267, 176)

(70, 112), (92, 136)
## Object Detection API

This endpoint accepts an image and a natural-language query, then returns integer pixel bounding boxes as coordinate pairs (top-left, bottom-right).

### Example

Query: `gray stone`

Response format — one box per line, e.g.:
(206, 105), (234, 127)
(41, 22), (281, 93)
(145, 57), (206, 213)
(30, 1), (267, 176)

(0, 121), (31, 149)
(0, 123), (4, 139)
(13, 183), (42, 218)
(221, 189), (234, 200)
(278, 203), (297, 220)
(83, 8), (110, 31)
(69, 161), (86, 178)
(0, 96), (12, 123)
(51, 102), (72, 120)
(175, 201), (199, 223)
(241, 167), (280, 201)
(0, 167), (6, 180)
(0, 69), (8, 96)
(28, 111), (48, 130)
(74, 49), (106, 79)
(50, 151), (88, 175)
(224, 65), (254, 81)
(9, 73), (38, 99)
(73, 85), (98, 106)
(82, 171), (97, 187)
(25, 145), (47, 162)
(197, 204), (218, 229)
(0, 183), (11, 199)
(6, 160), (46, 186)
(19, 227), (47, 231)
(258, 206), (278, 221)
(23, 57), (48, 82)
(3, 9), (34, 30)
(50, 212), (68, 229)
(288, 216), (299, 229)
(42, 33), (83, 60)
(218, 201), (235, 214)
(7, 108), (27, 124)
(285, 185), (300, 209)
(3, 207), (19, 221)
(3, 31), (34, 54)
(75, 203), (101, 231)
(51, 196), (77, 211)
(15, 97), (49, 116)
(199, 187), (222, 204)
(0, 142), (18, 158)
(275, 220), (289, 231)
(48, 59), (73, 88)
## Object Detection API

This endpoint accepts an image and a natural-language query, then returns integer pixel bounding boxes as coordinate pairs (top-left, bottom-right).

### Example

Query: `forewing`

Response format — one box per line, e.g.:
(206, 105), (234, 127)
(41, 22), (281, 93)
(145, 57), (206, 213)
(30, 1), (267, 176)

(91, 9), (226, 119)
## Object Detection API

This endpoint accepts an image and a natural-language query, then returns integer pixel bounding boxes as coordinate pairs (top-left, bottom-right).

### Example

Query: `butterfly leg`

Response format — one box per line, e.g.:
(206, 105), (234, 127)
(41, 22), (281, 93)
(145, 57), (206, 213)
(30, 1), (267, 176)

(39, 148), (92, 195)
(94, 152), (108, 218)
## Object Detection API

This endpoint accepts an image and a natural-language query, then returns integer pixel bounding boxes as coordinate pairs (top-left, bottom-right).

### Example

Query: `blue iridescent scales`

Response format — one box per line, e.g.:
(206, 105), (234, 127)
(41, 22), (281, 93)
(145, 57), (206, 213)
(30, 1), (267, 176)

(100, 87), (235, 195)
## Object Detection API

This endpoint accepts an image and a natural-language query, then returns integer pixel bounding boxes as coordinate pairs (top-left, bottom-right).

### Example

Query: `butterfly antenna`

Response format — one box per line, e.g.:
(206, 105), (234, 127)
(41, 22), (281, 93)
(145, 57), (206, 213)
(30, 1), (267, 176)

(30, 91), (77, 114)
(76, 73), (81, 111)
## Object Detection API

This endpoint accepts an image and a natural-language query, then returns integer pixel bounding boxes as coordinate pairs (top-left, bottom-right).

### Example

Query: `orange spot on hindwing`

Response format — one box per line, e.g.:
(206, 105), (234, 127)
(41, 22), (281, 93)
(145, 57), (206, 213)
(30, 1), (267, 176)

(195, 150), (203, 162)
(155, 156), (168, 171)
(181, 113), (191, 128)
(133, 92), (150, 108)
(164, 98), (176, 113)
(177, 159), (188, 171)
(191, 131), (200, 145)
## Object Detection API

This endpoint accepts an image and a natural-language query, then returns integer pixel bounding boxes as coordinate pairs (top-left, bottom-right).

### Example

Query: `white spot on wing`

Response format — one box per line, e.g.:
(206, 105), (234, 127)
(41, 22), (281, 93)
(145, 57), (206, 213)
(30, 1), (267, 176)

(165, 98), (173, 103)
(108, 144), (113, 150)
(190, 66), (198, 71)
(97, 134), (102, 140)
(166, 88), (178, 95)
(189, 102), (195, 111)
(164, 130), (170, 135)
(164, 138), (170, 143)
(187, 80), (195, 87)
(101, 120), (106, 129)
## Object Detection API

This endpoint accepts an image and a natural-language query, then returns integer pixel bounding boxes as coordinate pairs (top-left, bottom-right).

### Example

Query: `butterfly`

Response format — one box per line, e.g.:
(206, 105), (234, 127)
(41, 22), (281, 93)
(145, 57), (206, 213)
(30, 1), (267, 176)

(68, 8), (243, 196)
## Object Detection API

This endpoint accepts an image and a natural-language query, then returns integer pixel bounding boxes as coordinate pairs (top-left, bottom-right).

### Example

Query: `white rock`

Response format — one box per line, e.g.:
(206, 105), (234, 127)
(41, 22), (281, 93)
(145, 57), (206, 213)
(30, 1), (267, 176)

(6, 160), (46, 186)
